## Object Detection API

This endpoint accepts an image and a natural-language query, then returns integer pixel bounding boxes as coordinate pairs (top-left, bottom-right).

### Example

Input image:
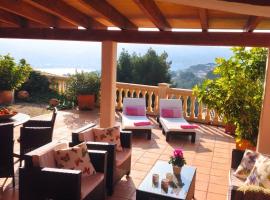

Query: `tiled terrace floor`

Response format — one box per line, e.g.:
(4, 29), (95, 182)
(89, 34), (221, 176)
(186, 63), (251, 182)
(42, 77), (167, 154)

(0, 109), (235, 200)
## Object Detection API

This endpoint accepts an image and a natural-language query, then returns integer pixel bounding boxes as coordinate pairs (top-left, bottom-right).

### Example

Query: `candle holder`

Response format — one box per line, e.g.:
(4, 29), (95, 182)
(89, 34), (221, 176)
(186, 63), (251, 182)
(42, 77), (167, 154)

(161, 178), (169, 193)
(152, 173), (159, 186)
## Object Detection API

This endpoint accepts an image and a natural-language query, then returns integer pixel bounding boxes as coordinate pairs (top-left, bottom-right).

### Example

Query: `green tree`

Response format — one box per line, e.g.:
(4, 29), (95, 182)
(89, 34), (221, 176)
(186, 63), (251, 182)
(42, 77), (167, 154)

(193, 47), (267, 145)
(174, 71), (202, 89)
(117, 48), (172, 85)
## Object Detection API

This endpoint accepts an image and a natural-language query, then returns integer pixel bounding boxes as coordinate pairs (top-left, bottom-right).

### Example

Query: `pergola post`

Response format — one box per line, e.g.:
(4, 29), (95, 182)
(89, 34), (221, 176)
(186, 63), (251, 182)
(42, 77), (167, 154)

(99, 41), (117, 128)
(257, 48), (270, 154)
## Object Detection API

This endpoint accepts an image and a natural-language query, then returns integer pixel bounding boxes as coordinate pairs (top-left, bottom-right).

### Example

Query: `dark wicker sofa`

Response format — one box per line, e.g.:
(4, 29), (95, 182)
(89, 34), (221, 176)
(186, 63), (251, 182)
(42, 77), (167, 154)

(19, 142), (107, 200)
(72, 123), (132, 195)
(229, 149), (270, 200)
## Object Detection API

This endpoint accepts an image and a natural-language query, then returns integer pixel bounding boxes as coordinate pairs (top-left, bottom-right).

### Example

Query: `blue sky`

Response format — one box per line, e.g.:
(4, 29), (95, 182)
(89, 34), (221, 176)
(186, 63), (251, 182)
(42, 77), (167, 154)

(0, 39), (233, 75)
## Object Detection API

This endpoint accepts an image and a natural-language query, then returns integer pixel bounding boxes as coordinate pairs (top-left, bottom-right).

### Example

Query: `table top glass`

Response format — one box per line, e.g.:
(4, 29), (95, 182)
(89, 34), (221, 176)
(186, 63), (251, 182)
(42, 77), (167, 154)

(137, 160), (196, 199)
(0, 113), (30, 126)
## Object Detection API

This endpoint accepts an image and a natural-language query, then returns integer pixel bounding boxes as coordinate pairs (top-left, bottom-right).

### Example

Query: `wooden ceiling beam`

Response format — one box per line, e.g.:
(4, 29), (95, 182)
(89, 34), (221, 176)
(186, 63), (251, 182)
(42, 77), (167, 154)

(1, 28), (270, 47)
(223, 0), (270, 6)
(134, 0), (171, 31)
(25, 0), (105, 29)
(157, 0), (270, 18)
(198, 8), (208, 32)
(0, 10), (22, 27)
(82, 0), (137, 30)
(0, 0), (58, 27)
(243, 16), (262, 32)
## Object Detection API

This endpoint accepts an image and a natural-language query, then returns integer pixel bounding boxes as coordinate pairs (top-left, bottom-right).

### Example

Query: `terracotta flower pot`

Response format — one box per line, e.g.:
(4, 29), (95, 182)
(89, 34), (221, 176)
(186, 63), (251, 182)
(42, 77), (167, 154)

(236, 138), (256, 151)
(49, 98), (59, 107)
(224, 123), (236, 135)
(0, 90), (14, 105)
(172, 165), (182, 176)
(77, 94), (95, 110)
(17, 90), (29, 100)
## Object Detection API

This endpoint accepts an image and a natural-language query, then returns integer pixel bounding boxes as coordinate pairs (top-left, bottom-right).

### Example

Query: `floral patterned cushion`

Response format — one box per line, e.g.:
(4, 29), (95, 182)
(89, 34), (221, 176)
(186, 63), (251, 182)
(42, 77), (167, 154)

(245, 154), (270, 189)
(234, 149), (259, 179)
(54, 142), (96, 177)
(92, 126), (123, 152)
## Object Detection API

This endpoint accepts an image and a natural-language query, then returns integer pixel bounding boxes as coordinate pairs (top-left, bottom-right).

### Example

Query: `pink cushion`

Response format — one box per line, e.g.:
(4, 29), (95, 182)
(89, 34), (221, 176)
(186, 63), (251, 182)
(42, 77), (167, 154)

(161, 108), (181, 118)
(180, 124), (199, 129)
(116, 148), (131, 167)
(126, 106), (145, 116)
(134, 121), (151, 126)
(81, 173), (104, 199)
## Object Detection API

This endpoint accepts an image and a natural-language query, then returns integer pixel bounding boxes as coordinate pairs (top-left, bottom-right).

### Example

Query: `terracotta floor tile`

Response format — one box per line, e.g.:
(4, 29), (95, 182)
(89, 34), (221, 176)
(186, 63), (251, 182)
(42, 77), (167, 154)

(137, 157), (157, 165)
(212, 157), (230, 164)
(206, 192), (227, 200)
(142, 152), (161, 159)
(195, 180), (209, 191)
(210, 168), (229, 177)
(132, 163), (153, 171)
(209, 175), (229, 186)
(195, 190), (207, 200)
(193, 159), (212, 168)
(196, 166), (211, 175)
(211, 162), (230, 170)
(196, 173), (210, 182)
(208, 183), (228, 195)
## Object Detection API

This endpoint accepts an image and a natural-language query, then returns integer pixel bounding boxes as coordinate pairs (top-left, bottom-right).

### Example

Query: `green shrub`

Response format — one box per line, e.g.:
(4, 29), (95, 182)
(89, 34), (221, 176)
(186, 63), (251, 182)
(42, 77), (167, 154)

(0, 54), (32, 90)
(66, 71), (101, 101)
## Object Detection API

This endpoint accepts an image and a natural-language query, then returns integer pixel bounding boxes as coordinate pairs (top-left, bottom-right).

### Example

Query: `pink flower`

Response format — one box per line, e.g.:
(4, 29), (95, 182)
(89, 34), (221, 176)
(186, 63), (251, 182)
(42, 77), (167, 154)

(173, 148), (183, 158)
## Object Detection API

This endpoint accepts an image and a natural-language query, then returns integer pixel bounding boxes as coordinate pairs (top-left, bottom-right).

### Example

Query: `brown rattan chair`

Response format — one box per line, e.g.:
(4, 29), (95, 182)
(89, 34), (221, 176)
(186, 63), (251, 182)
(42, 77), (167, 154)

(72, 124), (132, 195)
(23, 107), (57, 130)
(19, 126), (53, 167)
(19, 142), (107, 200)
(0, 123), (15, 187)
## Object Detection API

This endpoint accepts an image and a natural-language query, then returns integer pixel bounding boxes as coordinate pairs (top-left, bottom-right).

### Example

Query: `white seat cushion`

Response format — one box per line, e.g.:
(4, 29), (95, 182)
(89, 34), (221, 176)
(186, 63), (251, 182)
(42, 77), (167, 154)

(122, 114), (153, 130)
(81, 172), (104, 199)
(159, 117), (197, 133)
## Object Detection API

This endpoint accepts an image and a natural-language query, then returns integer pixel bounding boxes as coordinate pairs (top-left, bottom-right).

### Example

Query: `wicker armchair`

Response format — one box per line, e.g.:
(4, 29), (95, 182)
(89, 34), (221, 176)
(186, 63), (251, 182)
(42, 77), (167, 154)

(19, 126), (53, 166)
(23, 107), (57, 130)
(72, 123), (132, 195)
(229, 149), (270, 200)
(0, 124), (15, 187)
(19, 142), (107, 200)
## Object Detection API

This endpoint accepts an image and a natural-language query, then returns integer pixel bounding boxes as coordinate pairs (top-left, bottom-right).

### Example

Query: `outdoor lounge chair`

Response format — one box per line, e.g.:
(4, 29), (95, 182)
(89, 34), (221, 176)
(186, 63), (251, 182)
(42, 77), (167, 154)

(72, 123), (132, 195)
(158, 99), (197, 142)
(19, 141), (107, 200)
(121, 97), (153, 140)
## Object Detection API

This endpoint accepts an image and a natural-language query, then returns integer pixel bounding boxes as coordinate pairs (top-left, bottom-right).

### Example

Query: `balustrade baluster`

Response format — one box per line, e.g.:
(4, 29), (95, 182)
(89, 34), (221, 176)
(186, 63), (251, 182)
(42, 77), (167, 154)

(182, 96), (188, 118)
(117, 88), (123, 109)
(197, 102), (203, 121)
(205, 107), (211, 123)
(190, 96), (195, 120)
(147, 91), (153, 113)
(124, 89), (129, 98)
(136, 90), (140, 98)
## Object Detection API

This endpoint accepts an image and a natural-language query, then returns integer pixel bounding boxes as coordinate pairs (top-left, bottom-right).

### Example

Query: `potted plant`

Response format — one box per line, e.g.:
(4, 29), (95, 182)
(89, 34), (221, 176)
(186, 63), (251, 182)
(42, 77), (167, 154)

(168, 148), (186, 176)
(0, 54), (31, 105)
(66, 71), (100, 110)
(193, 47), (266, 149)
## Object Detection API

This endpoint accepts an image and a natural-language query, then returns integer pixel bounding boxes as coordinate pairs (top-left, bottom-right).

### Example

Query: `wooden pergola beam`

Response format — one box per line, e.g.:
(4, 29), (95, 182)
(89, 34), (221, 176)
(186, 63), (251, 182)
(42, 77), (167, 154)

(82, 0), (137, 30)
(1, 28), (270, 47)
(25, 0), (105, 29)
(134, 0), (171, 31)
(243, 16), (262, 32)
(198, 8), (208, 32)
(0, 0), (57, 27)
(157, 0), (270, 18)
(0, 10), (22, 27)
(224, 0), (270, 6)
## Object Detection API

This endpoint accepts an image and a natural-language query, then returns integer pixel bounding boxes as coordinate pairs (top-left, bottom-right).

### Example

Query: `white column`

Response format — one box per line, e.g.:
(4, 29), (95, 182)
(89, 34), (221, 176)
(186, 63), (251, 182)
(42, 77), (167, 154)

(99, 41), (117, 128)
(257, 48), (270, 154)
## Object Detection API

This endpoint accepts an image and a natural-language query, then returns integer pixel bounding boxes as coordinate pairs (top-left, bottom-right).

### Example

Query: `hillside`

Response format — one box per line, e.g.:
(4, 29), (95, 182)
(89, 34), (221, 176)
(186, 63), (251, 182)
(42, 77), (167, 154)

(172, 63), (216, 89)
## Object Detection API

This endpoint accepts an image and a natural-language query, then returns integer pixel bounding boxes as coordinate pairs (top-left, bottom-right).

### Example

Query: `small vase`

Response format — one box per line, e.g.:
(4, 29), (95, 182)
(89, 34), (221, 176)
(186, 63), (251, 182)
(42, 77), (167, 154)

(172, 165), (182, 176)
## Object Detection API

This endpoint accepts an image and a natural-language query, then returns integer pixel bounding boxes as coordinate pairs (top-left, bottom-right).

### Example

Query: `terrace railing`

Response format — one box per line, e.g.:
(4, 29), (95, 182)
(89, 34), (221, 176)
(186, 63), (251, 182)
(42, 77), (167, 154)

(116, 82), (223, 126)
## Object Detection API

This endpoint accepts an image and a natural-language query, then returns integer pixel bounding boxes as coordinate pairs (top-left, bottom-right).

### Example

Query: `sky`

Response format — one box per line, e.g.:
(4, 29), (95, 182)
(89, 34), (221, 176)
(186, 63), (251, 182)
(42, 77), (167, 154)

(0, 38), (233, 75)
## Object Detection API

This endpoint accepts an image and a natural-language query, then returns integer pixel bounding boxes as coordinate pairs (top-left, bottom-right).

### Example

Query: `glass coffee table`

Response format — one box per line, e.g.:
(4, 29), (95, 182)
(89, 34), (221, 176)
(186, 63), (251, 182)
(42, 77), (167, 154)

(136, 160), (196, 200)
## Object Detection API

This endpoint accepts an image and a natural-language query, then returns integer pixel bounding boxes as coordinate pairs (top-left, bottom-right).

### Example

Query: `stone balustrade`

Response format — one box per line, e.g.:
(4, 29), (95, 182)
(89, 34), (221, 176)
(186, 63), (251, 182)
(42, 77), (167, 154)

(116, 82), (222, 125)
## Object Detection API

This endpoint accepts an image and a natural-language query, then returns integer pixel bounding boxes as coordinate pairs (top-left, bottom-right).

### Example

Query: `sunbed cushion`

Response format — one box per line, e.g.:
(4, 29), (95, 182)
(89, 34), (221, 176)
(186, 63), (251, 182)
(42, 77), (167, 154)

(234, 149), (259, 179)
(116, 148), (131, 167)
(230, 169), (245, 190)
(92, 126), (123, 151)
(159, 117), (196, 132)
(125, 106), (145, 116)
(54, 142), (96, 177)
(245, 154), (270, 188)
(161, 108), (181, 118)
(81, 172), (104, 199)
(122, 114), (152, 130)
